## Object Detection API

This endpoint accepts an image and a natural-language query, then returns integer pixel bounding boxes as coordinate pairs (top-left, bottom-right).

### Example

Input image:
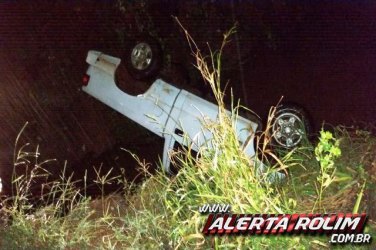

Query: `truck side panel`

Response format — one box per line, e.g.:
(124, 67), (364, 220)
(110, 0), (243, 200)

(82, 51), (180, 137)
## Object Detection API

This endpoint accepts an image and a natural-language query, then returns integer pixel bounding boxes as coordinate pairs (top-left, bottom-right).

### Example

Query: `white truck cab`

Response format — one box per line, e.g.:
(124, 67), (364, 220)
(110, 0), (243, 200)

(82, 50), (259, 172)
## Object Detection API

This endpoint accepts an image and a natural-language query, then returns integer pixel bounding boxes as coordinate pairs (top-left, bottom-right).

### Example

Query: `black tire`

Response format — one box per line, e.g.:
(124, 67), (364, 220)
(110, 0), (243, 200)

(271, 104), (312, 149)
(124, 35), (162, 81)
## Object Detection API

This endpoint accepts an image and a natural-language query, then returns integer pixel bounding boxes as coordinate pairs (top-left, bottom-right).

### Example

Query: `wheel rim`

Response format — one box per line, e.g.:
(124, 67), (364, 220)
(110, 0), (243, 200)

(272, 112), (305, 148)
(131, 42), (153, 70)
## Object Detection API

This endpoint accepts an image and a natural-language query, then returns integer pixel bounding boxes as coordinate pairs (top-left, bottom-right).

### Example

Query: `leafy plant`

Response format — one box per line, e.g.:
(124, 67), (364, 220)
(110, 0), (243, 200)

(314, 129), (341, 211)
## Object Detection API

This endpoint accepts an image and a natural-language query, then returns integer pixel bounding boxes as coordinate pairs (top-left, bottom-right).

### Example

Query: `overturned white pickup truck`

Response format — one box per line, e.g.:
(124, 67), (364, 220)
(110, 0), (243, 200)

(82, 50), (260, 172)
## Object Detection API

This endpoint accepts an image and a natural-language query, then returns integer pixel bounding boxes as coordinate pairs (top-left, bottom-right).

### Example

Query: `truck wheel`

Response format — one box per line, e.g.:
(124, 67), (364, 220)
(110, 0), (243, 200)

(125, 35), (162, 81)
(271, 104), (311, 149)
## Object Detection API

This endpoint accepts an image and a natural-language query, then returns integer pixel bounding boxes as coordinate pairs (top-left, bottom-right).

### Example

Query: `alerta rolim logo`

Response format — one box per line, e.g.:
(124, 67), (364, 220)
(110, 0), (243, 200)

(199, 205), (372, 245)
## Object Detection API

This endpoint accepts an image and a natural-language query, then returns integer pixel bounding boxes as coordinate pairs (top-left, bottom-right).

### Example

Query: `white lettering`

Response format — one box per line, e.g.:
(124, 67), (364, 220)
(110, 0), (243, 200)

(223, 217), (234, 230)
(340, 217), (360, 230)
(330, 234), (371, 244)
(333, 217), (343, 230)
(248, 217), (264, 230)
(265, 217), (279, 230)
(345, 234), (355, 242)
(237, 217), (251, 230)
(294, 217), (310, 230)
(322, 216), (334, 230)
(309, 217), (325, 230)
(274, 217), (289, 231)
(331, 234), (338, 243)
(208, 217), (224, 231)
(363, 234), (371, 243)
(337, 234), (345, 242)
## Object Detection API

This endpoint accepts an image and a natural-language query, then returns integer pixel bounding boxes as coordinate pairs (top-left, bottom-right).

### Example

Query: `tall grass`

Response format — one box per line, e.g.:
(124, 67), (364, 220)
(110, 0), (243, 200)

(0, 123), (131, 249)
(0, 26), (375, 249)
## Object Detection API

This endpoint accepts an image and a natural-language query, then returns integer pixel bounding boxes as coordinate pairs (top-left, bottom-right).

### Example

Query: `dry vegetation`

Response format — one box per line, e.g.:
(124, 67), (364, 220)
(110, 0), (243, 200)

(0, 27), (375, 249)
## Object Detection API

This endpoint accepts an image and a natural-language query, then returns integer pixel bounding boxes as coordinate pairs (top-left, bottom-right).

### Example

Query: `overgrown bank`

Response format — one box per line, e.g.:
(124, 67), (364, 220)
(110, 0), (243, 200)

(0, 28), (375, 249)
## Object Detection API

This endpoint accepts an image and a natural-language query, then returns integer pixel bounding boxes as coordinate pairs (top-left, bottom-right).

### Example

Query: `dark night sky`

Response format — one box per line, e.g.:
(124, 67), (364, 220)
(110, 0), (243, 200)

(0, 1), (375, 195)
